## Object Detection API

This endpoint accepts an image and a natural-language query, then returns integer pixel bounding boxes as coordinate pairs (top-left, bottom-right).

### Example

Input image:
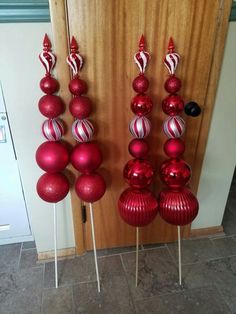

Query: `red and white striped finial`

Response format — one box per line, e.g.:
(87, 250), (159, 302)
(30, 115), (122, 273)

(39, 34), (56, 76)
(66, 36), (83, 76)
(164, 37), (180, 75)
(134, 35), (150, 74)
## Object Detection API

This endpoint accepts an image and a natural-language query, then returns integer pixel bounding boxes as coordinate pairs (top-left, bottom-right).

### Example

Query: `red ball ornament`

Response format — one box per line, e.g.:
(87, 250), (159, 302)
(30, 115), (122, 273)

(69, 96), (92, 119)
(40, 76), (59, 94)
(124, 158), (154, 189)
(128, 139), (149, 158)
(75, 172), (106, 203)
(69, 77), (88, 96)
(160, 158), (191, 190)
(37, 172), (70, 203)
(131, 94), (153, 116)
(164, 75), (182, 94)
(164, 138), (185, 158)
(38, 95), (64, 118)
(118, 188), (158, 227)
(132, 75), (149, 93)
(158, 188), (199, 225)
(36, 141), (69, 173)
(71, 142), (102, 173)
(162, 94), (184, 116)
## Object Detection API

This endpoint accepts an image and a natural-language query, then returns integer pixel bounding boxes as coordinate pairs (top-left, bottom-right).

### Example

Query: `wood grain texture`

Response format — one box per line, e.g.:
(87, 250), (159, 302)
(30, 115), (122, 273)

(50, 0), (230, 250)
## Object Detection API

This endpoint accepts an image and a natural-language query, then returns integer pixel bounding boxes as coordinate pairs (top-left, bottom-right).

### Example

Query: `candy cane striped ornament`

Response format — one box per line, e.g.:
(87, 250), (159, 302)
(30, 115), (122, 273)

(134, 35), (150, 73)
(72, 119), (94, 142)
(129, 116), (151, 138)
(39, 34), (56, 75)
(163, 116), (185, 138)
(164, 37), (180, 75)
(42, 118), (64, 141)
(66, 36), (83, 76)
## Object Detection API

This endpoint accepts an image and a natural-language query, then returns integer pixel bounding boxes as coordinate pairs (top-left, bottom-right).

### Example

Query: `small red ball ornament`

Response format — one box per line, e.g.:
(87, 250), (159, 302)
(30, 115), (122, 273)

(164, 75), (181, 94)
(36, 141), (69, 173)
(70, 142), (102, 173)
(131, 94), (153, 116)
(75, 172), (106, 203)
(160, 158), (191, 190)
(40, 76), (59, 94)
(118, 188), (158, 227)
(38, 95), (64, 118)
(69, 77), (88, 95)
(37, 172), (70, 203)
(69, 96), (92, 119)
(164, 138), (185, 158)
(132, 75), (149, 93)
(123, 158), (154, 189)
(162, 94), (184, 116)
(158, 188), (199, 225)
(128, 138), (149, 158)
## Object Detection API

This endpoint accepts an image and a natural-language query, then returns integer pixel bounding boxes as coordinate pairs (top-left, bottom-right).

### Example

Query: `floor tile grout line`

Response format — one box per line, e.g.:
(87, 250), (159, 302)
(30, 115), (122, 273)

(165, 243), (178, 267)
(214, 282), (234, 313)
(40, 263), (45, 314)
(16, 242), (23, 270)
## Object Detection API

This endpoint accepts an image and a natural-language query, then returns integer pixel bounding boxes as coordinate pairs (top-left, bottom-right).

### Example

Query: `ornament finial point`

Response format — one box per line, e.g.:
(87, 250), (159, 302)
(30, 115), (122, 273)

(43, 34), (51, 51)
(70, 36), (78, 52)
(139, 35), (145, 51)
(168, 37), (175, 53)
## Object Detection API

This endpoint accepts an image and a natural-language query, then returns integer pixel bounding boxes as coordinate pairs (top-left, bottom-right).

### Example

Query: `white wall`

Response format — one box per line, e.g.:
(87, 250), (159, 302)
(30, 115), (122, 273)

(0, 23), (75, 252)
(192, 22), (236, 229)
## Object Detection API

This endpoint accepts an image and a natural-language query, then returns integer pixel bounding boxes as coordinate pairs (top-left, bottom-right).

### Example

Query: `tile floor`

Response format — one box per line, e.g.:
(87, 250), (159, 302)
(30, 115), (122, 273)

(1, 171), (236, 313)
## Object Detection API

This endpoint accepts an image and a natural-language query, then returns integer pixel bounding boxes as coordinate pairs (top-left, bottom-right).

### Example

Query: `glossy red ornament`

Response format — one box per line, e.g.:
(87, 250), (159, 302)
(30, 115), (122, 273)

(37, 172), (70, 203)
(75, 172), (106, 203)
(38, 95), (64, 118)
(40, 76), (59, 94)
(160, 158), (191, 190)
(118, 188), (158, 227)
(131, 94), (153, 116)
(36, 141), (69, 173)
(164, 75), (181, 94)
(70, 142), (102, 173)
(158, 188), (199, 225)
(162, 94), (184, 116)
(132, 75), (149, 93)
(128, 138), (149, 158)
(69, 77), (88, 95)
(164, 138), (185, 158)
(69, 96), (92, 119)
(124, 159), (154, 189)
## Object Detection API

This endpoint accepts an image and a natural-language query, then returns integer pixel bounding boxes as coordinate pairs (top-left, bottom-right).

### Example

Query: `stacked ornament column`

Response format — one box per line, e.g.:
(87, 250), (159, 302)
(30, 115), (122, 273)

(158, 38), (199, 285)
(118, 36), (158, 287)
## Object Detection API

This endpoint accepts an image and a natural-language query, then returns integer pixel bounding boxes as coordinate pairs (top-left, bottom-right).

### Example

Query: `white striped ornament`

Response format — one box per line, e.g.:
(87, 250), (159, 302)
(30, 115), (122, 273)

(164, 52), (180, 75)
(42, 118), (64, 141)
(66, 52), (83, 76)
(72, 119), (94, 142)
(163, 116), (185, 138)
(129, 116), (151, 138)
(134, 51), (150, 73)
(39, 51), (56, 75)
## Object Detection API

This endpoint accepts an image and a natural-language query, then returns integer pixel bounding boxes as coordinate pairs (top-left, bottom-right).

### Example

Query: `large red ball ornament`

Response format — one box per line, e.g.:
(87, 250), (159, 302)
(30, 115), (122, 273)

(128, 139), (149, 158)
(164, 75), (182, 94)
(37, 172), (70, 203)
(160, 158), (191, 190)
(123, 158), (154, 189)
(164, 138), (185, 158)
(162, 94), (184, 116)
(36, 141), (69, 173)
(118, 188), (158, 227)
(158, 188), (199, 225)
(70, 142), (102, 173)
(132, 75), (149, 93)
(69, 77), (88, 96)
(38, 95), (64, 118)
(69, 96), (92, 119)
(40, 76), (59, 94)
(131, 94), (153, 116)
(75, 172), (106, 203)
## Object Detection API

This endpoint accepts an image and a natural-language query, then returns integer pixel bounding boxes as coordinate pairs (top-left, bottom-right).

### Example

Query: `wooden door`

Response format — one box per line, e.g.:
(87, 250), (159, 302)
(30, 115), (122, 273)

(49, 0), (231, 253)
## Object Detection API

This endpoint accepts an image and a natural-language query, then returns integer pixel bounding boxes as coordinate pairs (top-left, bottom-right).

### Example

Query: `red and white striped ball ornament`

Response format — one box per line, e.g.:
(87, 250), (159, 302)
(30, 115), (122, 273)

(164, 37), (180, 75)
(42, 118), (64, 141)
(72, 119), (94, 142)
(163, 116), (185, 138)
(129, 116), (151, 138)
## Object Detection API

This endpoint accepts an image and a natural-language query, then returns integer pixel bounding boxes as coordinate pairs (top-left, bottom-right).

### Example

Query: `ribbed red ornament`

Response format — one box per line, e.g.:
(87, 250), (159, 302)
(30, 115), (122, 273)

(158, 188), (199, 225)
(118, 188), (158, 227)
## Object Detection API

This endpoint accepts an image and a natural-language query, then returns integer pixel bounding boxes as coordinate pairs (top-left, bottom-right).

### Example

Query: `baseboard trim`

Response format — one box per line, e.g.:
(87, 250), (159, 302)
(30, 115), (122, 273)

(38, 247), (76, 261)
(190, 226), (224, 238)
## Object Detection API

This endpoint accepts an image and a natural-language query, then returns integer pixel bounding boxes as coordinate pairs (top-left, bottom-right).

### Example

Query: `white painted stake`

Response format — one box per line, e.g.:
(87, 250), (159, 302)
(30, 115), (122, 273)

(89, 203), (101, 293)
(135, 227), (139, 287)
(53, 203), (58, 289)
(177, 225), (182, 286)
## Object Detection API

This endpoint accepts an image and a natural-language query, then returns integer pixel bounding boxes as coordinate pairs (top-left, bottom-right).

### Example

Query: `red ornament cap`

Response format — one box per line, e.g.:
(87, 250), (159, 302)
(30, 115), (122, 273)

(164, 37), (180, 75)
(39, 34), (56, 76)
(134, 35), (150, 73)
(66, 36), (83, 76)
